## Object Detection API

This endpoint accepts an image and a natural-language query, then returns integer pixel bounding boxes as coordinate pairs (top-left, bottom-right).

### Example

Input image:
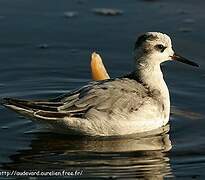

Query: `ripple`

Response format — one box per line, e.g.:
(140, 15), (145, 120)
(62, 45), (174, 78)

(178, 27), (193, 33)
(171, 106), (204, 120)
(1, 125), (9, 130)
(183, 18), (195, 24)
(176, 9), (190, 15)
(63, 11), (79, 18)
(92, 8), (123, 16)
(37, 43), (49, 49)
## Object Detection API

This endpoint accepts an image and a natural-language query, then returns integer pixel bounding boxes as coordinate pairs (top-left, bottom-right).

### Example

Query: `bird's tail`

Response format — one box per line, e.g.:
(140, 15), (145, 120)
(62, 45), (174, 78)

(1, 97), (68, 121)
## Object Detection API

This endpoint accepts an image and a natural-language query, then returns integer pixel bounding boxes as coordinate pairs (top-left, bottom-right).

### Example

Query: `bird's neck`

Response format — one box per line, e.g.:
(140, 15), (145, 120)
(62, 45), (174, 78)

(134, 57), (167, 92)
(134, 57), (170, 119)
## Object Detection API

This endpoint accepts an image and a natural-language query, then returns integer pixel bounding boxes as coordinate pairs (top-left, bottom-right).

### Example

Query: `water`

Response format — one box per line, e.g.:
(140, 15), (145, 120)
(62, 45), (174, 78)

(0, 0), (205, 179)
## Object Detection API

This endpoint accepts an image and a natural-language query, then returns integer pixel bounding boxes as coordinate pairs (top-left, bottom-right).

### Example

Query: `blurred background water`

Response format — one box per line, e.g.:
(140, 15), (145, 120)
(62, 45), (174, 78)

(0, 0), (205, 179)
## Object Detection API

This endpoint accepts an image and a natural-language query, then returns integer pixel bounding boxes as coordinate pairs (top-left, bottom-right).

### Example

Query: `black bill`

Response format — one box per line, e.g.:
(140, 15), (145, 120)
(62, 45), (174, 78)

(171, 53), (199, 67)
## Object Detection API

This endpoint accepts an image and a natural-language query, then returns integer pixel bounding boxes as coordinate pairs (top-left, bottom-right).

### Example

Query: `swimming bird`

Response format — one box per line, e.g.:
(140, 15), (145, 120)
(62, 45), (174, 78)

(1, 32), (198, 136)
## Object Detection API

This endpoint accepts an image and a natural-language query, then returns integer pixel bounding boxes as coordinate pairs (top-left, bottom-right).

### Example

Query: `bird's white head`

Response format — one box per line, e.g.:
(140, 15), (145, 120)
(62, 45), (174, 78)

(134, 32), (198, 67)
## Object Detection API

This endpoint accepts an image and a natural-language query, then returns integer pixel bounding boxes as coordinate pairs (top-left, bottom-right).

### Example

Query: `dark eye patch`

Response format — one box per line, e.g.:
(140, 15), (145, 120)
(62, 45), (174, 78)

(134, 34), (158, 50)
(155, 44), (167, 52)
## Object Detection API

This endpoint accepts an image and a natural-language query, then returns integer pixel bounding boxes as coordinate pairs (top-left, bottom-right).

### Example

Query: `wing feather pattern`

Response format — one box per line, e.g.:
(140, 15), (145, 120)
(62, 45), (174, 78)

(58, 78), (149, 116)
(2, 78), (150, 124)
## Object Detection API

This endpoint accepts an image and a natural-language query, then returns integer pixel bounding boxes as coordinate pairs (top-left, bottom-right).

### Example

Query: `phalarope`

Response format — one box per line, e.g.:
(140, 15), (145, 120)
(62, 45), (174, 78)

(1, 32), (198, 136)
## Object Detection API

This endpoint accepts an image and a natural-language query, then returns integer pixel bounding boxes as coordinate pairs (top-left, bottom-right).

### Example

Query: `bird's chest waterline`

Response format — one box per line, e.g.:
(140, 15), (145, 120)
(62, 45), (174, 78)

(83, 94), (170, 136)
(84, 109), (169, 136)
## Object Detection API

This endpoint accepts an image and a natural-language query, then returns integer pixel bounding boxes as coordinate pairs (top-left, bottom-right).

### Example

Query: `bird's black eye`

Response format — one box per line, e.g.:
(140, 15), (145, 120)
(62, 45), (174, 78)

(155, 44), (166, 52)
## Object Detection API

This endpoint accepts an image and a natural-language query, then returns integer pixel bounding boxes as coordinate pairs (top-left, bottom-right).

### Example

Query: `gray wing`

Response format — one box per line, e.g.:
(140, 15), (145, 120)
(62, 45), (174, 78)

(53, 78), (150, 117)
(2, 78), (150, 121)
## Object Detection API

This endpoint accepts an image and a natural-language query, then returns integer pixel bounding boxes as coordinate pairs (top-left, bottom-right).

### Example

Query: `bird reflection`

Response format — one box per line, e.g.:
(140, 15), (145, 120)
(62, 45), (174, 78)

(2, 125), (173, 179)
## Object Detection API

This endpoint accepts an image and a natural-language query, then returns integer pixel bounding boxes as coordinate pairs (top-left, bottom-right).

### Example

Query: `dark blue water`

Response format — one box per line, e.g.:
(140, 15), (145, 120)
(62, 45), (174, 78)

(0, 0), (205, 179)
